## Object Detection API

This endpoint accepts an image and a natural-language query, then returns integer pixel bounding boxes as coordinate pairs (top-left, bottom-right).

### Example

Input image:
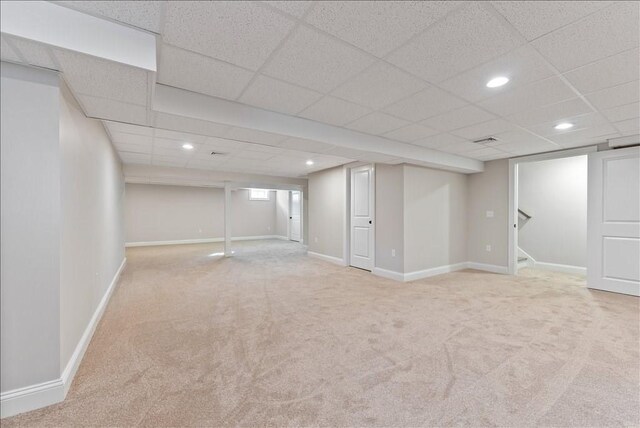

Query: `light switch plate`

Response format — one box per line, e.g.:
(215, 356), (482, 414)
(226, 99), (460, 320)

(486, 210), (494, 218)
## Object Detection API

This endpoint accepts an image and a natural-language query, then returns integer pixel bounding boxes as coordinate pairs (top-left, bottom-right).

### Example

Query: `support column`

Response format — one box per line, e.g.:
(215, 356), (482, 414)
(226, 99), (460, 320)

(224, 182), (232, 257)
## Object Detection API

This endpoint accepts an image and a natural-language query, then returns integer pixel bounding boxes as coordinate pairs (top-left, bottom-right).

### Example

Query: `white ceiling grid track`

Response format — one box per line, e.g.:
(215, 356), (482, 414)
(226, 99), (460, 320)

(1, 1), (638, 178)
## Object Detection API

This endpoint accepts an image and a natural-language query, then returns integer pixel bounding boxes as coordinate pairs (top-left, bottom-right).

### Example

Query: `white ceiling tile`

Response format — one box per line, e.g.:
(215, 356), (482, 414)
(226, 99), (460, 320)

(163, 1), (295, 70)
(114, 142), (152, 154)
(231, 150), (276, 161)
(298, 96), (370, 126)
(383, 86), (466, 122)
(434, 140), (483, 154)
(421, 105), (496, 132)
(507, 98), (593, 127)
(585, 80), (640, 111)
(152, 155), (189, 167)
(263, 26), (375, 93)
(0, 36), (21, 62)
(224, 127), (287, 145)
(78, 95), (148, 125)
(278, 137), (335, 153)
(613, 118), (640, 134)
(239, 75), (322, 115)
(602, 102), (640, 123)
(492, 1), (613, 41)
(411, 133), (467, 149)
(110, 132), (153, 145)
(344, 112), (410, 135)
(152, 146), (195, 158)
(54, 50), (148, 105)
(154, 129), (206, 143)
(463, 146), (505, 159)
(119, 152), (151, 164)
(6, 36), (57, 70)
(450, 119), (515, 140)
(264, 1), (314, 18)
(158, 44), (254, 100)
(563, 48), (639, 94)
(531, 2), (639, 72)
(386, 2), (524, 83)
(383, 123), (439, 143)
(55, 1), (164, 32)
(547, 123), (619, 146)
(331, 62), (425, 109)
(305, 1), (460, 57)
(478, 76), (576, 116)
(185, 159), (225, 170)
(439, 45), (555, 102)
(491, 129), (555, 147)
(153, 112), (230, 137)
(105, 121), (154, 136)
(525, 112), (613, 137)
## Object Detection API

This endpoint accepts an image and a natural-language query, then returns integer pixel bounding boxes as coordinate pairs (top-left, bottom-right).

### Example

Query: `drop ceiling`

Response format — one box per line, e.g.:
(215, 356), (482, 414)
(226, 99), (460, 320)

(1, 1), (638, 178)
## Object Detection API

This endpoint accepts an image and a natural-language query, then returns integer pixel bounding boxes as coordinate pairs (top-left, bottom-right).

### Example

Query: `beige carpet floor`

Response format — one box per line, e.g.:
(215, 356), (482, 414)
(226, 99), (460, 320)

(4, 240), (639, 427)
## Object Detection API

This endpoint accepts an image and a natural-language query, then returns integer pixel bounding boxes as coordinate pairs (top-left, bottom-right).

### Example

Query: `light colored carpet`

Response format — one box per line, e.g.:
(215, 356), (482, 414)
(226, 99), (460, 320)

(4, 240), (639, 427)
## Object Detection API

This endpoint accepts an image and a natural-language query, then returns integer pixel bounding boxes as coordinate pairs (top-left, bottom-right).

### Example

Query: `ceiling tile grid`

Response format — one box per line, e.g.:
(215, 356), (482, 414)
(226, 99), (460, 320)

(13, 0), (637, 175)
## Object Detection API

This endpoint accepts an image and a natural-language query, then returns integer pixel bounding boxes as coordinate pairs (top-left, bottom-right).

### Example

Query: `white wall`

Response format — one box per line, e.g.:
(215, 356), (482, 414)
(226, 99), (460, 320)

(403, 165), (468, 273)
(375, 164), (404, 272)
(124, 185), (291, 243)
(518, 155), (588, 267)
(1, 62), (61, 393)
(308, 166), (346, 259)
(58, 83), (125, 371)
(467, 159), (509, 268)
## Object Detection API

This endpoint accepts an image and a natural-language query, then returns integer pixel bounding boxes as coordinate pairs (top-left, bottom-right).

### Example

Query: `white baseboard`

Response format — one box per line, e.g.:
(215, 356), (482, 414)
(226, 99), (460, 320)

(534, 262), (586, 276)
(466, 262), (510, 274)
(372, 267), (404, 281)
(307, 251), (347, 266)
(0, 258), (127, 419)
(373, 261), (504, 282)
(126, 235), (288, 247)
(404, 262), (468, 282)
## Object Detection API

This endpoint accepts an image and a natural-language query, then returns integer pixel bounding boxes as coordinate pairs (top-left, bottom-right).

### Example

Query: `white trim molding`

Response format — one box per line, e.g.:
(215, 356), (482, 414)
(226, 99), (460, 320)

(534, 262), (586, 276)
(0, 258), (127, 419)
(373, 262), (510, 282)
(125, 235), (289, 247)
(307, 251), (347, 266)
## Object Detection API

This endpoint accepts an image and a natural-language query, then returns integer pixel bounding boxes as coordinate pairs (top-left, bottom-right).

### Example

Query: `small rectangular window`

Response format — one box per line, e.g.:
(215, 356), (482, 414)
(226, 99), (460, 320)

(249, 189), (269, 200)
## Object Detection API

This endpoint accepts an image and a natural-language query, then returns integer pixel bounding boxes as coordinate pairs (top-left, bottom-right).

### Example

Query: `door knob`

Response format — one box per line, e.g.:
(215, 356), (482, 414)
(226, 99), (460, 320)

(369, 220), (372, 224)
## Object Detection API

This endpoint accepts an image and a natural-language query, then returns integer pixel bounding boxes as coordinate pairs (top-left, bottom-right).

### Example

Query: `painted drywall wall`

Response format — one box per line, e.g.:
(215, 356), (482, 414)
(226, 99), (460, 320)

(308, 166), (345, 259)
(125, 184), (224, 242)
(124, 185), (287, 243)
(375, 164), (404, 272)
(403, 165), (468, 273)
(275, 190), (289, 238)
(467, 159), (509, 268)
(1, 62), (61, 393)
(58, 83), (125, 371)
(231, 189), (277, 237)
(518, 155), (587, 267)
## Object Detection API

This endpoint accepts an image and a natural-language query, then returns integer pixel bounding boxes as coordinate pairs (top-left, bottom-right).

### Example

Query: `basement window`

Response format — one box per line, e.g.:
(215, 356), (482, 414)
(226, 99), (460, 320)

(249, 189), (269, 201)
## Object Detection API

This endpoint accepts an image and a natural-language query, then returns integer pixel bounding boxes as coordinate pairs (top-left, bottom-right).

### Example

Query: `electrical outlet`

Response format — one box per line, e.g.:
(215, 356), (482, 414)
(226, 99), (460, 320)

(485, 244), (492, 252)
(267, 226), (271, 231)
(391, 249), (396, 257)
(486, 210), (494, 218)
(314, 237), (318, 243)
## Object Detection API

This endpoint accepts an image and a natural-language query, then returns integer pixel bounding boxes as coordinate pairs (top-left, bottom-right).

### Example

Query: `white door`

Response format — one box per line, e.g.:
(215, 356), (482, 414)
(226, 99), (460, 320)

(350, 165), (374, 271)
(290, 190), (301, 242)
(587, 147), (640, 296)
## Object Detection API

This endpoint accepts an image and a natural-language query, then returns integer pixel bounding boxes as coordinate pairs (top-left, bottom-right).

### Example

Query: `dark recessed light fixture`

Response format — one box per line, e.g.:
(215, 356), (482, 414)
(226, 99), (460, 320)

(473, 136), (498, 144)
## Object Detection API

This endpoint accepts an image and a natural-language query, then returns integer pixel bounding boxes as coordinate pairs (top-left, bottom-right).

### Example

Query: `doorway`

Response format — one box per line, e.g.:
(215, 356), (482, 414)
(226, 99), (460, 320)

(289, 190), (301, 242)
(349, 164), (375, 271)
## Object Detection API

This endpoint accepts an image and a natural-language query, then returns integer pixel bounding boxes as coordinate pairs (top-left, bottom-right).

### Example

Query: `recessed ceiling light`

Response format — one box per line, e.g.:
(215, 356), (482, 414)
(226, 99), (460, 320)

(182, 143), (194, 150)
(554, 122), (574, 130)
(306, 160), (314, 166)
(486, 76), (509, 88)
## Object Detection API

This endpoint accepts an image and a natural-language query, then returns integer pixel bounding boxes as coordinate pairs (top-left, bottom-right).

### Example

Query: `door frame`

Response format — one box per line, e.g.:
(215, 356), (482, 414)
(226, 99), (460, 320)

(289, 190), (303, 243)
(344, 163), (375, 269)
(507, 146), (597, 275)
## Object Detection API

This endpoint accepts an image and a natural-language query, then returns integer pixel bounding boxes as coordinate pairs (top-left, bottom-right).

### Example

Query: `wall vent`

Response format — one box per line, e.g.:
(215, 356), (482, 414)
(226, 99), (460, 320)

(210, 151), (228, 156)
